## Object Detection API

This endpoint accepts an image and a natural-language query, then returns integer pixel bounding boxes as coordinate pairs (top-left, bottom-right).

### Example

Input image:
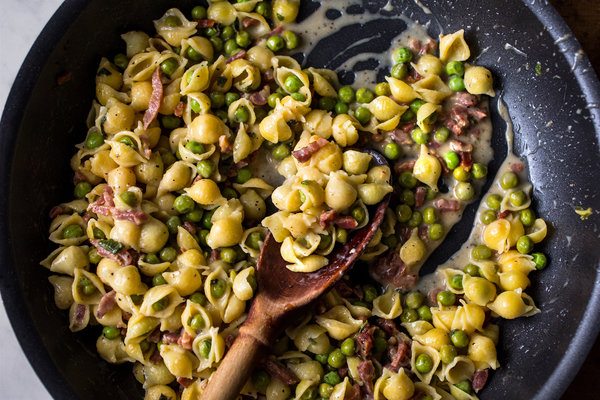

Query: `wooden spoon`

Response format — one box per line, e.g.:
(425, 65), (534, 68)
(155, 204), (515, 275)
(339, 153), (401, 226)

(200, 156), (390, 400)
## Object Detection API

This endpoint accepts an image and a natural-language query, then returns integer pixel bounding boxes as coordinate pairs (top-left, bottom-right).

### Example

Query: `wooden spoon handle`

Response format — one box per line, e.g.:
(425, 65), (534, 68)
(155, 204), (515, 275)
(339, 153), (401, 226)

(199, 330), (266, 400)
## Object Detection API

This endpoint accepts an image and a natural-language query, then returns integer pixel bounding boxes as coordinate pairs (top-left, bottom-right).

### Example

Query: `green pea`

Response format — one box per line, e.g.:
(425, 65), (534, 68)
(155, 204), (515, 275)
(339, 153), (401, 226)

(162, 115), (182, 130)
(481, 210), (497, 225)
(399, 172), (417, 188)
(363, 285), (378, 303)
(232, 106), (249, 124)
(405, 291), (424, 309)
(341, 338), (355, 356)
(375, 82), (391, 96)
(243, 231), (263, 251)
(160, 57), (178, 77)
(349, 207), (365, 225)
(190, 292), (207, 306)
(188, 98), (201, 113)
(424, 110), (438, 125)
(400, 308), (419, 323)
(130, 294), (143, 305)
(373, 336), (387, 354)
(519, 208), (535, 227)
(224, 39), (241, 56)
(186, 208), (204, 223)
(118, 191), (137, 207)
(314, 234), (331, 251)
(252, 369), (271, 392)
(410, 99), (426, 114)
(401, 109), (415, 122)
(338, 86), (355, 103)
(411, 127), (429, 145)
(382, 234), (398, 248)
(472, 244), (492, 260)
(152, 273), (167, 286)
(415, 353), (433, 373)
(532, 252), (547, 270)
(165, 15), (182, 27)
(254, 107), (267, 122)
(400, 189), (415, 206)
(86, 131), (104, 149)
(283, 30), (299, 49)
(102, 326), (120, 340)
(509, 190), (527, 207)
(202, 210), (215, 229)
(266, 34), (285, 51)
(225, 92), (240, 107)
(215, 109), (228, 121)
(82, 283), (96, 296)
(318, 383), (333, 399)
(266, 93), (283, 109)
(159, 247), (177, 262)
(236, 31), (251, 48)
(434, 126), (450, 143)
(472, 163), (487, 179)
(336, 228), (348, 243)
(334, 101), (349, 114)
(449, 274), (463, 290)
(356, 88), (374, 103)
(174, 195), (195, 214)
(354, 107), (371, 125)
(396, 204), (413, 223)
(463, 264), (481, 277)
(455, 182), (475, 201)
(316, 96), (335, 111)
(407, 210), (422, 228)
(315, 353), (329, 365)
(161, 150), (176, 167)
(323, 371), (341, 386)
(88, 248), (101, 264)
(62, 224), (83, 239)
(198, 339), (212, 358)
(191, 5), (207, 19)
(291, 92), (306, 102)
(393, 47), (412, 63)
(192, 161), (214, 181)
(74, 182), (92, 199)
(450, 329), (469, 348)
(113, 53), (129, 70)
(266, 144), (289, 162)
(448, 75), (466, 92)
(440, 344), (457, 364)
(186, 46), (203, 62)
(256, 1), (270, 16)
(221, 187), (237, 199)
(211, 279), (227, 298)
(437, 290), (456, 306)
(173, 46), (181, 55)
(500, 171), (519, 190)
(517, 235), (533, 254)
(391, 63), (408, 80)
(143, 253), (160, 264)
(204, 26), (218, 37)
(453, 166), (471, 182)
(426, 187), (437, 201)
(422, 207), (437, 224)
(455, 380), (472, 395)
(446, 61), (465, 76)
(206, 92), (224, 109)
(152, 297), (169, 311)
(284, 75), (303, 93)
(119, 136), (136, 148)
(487, 194), (502, 211)
(429, 223), (444, 240)
(327, 349), (346, 369)
(221, 25), (235, 40)
(235, 167), (252, 184)
(189, 314), (205, 331)
(220, 247), (237, 264)
(418, 305), (433, 321)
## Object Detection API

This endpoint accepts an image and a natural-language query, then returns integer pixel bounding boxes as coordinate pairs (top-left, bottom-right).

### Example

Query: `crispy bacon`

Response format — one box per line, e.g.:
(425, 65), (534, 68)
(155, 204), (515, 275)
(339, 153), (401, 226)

(418, 225), (429, 243)
(510, 162), (523, 173)
(263, 25), (285, 40)
(139, 133), (152, 158)
(292, 137), (329, 163)
(394, 159), (416, 174)
(467, 107), (487, 121)
(419, 39), (437, 55)
(89, 239), (136, 266)
(226, 49), (247, 64)
(177, 377), (194, 388)
(386, 340), (411, 372)
(376, 319), (399, 337)
(346, 384), (362, 400)
(162, 332), (181, 344)
(246, 85), (270, 106)
(414, 186), (427, 208)
(219, 135), (233, 153)
(445, 107), (470, 135)
(112, 208), (149, 225)
(262, 69), (274, 83)
(96, 290), (117, 319)
(103, 185), (115, 206)
(150, 348), (162, 364)
(450, 139), (474, 153)
(173, 101), (185, 117)
(143, 67), (163, 129)
(434, 198), (460, 212)
(49, 206), (64, 219)
(454, 92), (479, 107)
(147, 327), (161, 343)
(57, 71), (72, 85)
(409, 39), (421, 53)
(335, 216), (359, 229)
(497, 210), (510, 219)
(370, 250), (418, 290)
(183, 221), (197, 235)
(73, 170), (87, 185)
(338, 366), (349, 379)
(319, 210), (338, 229)
(259, 357), (299, 385)
(390, 125), (414, 144)
(209, 249), (220, 262)
(195, 18), (216, 28)
(73, 304), (87, 328)
(472, 369), (489, 392)
(357, 360), (376, 400)
(178, 331), (194, 350)
(356, 327), (374, 358)
(242, 17), (260, 28)
(460, 151), (473, 170)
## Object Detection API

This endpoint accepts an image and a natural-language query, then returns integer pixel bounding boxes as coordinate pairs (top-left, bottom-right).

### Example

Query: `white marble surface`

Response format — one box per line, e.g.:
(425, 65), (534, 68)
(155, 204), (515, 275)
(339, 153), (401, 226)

(0, 0), (64, 398)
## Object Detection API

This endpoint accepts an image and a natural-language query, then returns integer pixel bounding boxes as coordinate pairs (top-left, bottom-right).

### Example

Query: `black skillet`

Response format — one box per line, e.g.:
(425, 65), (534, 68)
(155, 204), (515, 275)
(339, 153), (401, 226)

(0, 1), (599, 399)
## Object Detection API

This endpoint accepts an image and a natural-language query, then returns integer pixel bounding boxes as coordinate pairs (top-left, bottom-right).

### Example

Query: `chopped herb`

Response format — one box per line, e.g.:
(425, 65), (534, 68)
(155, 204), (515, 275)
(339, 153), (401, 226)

(96, 67), (112, 76)
(98, 239), (123, 254)
(575, 206), (592, 220)
(301, 180), (313, 185)
(535, 62), (542, 76)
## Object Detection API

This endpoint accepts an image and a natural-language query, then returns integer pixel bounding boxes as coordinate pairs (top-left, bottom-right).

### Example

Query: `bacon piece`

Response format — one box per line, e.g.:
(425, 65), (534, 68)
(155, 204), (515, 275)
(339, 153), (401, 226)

(183, 221), (197, 235)
(335, 216), (359, 229)
(147, 327), (161, 343)
(103, 185), (115, 207)
(419, 39), (437, 55)
(89, 239), (136, 266)
(74, 304), (87, 327)
(467, 107), (487, 121)
(209, 249), (220, 263)
(162, 332), (181, 344)
(357, 360), (376, 400)
(226, 49), (247, 64)
(143, 67), (163, 129)
(73, 171), (87, 185)
(335, 280), (354, 298)
(428, 288), (443, 305)
(497, 210), (510, 219)
(195, 18), (216, 28)
(472, 369), (489, 392)
(390, 125), (414, 144)
(247, 85), (270, 106)
(292, 137), (329, 163)
(49, 206), (64, 219)
(394, 160), (416, 174)
(376, 319), (399, 337)
(242, 17), (260, 28)
(319, 210), (338, 229)
(510, 162), (523, 173)
(177, 377), (194, 388)
(460, 151), (473, 170)
(112, 208), (149, 225)
(219, 135), (233, 153)
(178, 331), (194, 350)
(414, 186), (427, 208)
(150, 348), (162, 364)
(259, 357), (299, 385)
(262, 69), (274, 83)
(139, 133), (152, 159)
(370, 250), (418, 290)
(409, 40), (422, 53)
(57, 71), (72, 85)
(386, 340), (411, 372)
(450, 139), (474, 153)
(338, 366), (349, 379)
(454, 92), (479, 107)
(356, 327), (374, 358)
(434, 198), (460, 212)
(96, 290), (117, 319)
(173, 101), (185, 117)
(445, 107), (470, 135)
(263, 25), (285, 40)
(346, 384), (362, 400)
(418, 225), (429, 243)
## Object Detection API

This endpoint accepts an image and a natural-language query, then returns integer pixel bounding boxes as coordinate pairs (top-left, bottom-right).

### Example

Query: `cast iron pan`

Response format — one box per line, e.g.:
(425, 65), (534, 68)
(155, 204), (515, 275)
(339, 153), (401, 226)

(0, 0), (599, 399)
